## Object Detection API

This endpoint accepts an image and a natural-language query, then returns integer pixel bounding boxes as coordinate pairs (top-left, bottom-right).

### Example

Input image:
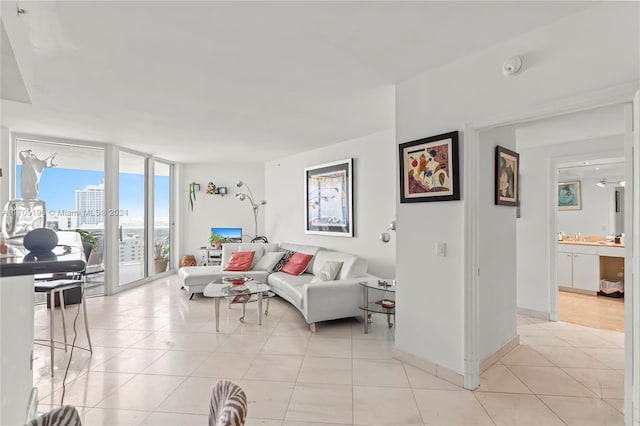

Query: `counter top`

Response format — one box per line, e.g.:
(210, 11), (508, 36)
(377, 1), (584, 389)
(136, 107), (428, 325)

(558, 240), (624, 248)
(0, 231), (86, 278)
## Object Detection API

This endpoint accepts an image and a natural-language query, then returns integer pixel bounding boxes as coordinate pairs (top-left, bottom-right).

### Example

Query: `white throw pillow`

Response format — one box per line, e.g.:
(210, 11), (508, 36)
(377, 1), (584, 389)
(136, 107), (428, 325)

(311, 261), (343, 283)
(254, 251), (285, 271)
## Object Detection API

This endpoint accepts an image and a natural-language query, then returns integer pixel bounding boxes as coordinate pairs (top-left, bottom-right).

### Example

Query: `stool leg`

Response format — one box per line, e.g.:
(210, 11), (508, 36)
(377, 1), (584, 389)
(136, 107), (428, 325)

(81, 283), (92, 352)
(49, 291), (55, 376)
(59, 290), (68, 351)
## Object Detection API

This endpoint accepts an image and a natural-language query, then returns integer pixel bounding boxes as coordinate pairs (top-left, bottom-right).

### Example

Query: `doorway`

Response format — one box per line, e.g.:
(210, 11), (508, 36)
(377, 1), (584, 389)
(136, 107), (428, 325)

(556, 157), (625, 332)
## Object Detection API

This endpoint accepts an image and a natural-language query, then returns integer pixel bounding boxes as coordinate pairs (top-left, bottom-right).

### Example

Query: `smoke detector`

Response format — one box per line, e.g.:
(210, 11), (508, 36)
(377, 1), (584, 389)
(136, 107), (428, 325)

(502, 56), (523, 77)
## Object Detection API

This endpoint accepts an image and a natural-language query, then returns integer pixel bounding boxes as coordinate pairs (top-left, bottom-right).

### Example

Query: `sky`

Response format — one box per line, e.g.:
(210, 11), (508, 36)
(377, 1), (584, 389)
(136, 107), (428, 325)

(16, 166), (170, 220)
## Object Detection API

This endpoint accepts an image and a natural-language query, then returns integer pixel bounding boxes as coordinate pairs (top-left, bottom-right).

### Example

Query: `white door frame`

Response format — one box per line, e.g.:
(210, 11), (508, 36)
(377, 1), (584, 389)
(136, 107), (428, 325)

(463, 91), (636, 408)
(626, 93), (639, 425)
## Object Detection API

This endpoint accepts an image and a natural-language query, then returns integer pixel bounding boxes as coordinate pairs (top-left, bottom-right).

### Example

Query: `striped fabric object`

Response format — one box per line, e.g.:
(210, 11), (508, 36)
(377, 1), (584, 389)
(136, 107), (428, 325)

(272, 250), (295, 272)
(25, 405), (82, 426)
(209, 380), (247, 426)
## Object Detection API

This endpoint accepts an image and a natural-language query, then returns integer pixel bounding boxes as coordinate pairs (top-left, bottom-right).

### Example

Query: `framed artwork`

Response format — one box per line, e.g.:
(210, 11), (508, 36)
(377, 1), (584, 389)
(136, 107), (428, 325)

(305, 158), (354, 237)
(558, 181), (581, 211)
(399, 131), (460, 203)
(495, 146), (520, 206)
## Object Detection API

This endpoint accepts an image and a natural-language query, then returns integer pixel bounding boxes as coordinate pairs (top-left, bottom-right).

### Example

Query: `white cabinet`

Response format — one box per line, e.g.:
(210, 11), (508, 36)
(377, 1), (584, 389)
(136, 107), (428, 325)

(572, 253), (599, 292)
(557, 252), (573, 287)
(557, 245), (599, 293)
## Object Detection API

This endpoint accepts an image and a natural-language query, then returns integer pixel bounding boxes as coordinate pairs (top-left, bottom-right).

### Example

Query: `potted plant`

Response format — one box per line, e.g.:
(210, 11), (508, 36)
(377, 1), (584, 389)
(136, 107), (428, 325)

(154, 238), (170, 274)
(209, 231), (225, 250)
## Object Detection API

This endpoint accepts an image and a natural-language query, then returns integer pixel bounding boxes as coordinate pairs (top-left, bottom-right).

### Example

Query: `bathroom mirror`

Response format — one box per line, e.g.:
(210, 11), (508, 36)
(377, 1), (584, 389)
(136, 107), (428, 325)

(557, 158), (624, 236)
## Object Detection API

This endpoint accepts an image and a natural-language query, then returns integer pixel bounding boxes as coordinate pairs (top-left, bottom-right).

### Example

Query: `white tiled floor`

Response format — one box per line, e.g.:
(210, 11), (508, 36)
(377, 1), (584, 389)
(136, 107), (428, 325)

(32, 275), (625, 425)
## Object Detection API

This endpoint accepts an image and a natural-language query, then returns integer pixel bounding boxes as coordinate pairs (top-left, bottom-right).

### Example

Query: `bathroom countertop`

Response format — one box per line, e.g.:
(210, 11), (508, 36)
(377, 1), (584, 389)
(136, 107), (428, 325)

(558, 240), (624, 248)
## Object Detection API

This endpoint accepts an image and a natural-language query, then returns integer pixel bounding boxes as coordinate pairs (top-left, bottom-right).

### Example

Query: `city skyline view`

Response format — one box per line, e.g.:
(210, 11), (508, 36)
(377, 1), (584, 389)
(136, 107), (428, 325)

(15, 166), (170, 225)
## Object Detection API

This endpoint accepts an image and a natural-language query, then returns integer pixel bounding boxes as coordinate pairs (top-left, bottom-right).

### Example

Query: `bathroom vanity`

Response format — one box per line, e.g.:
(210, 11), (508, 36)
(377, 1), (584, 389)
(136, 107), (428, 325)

(557, 240), (624, 295)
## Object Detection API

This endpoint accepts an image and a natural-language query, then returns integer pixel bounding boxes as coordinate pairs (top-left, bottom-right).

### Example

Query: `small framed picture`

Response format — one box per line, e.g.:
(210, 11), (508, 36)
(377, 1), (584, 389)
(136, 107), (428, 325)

(558, 181), (581, 211)
(495, 146), (520, 206)
(399, 131), (460, 203)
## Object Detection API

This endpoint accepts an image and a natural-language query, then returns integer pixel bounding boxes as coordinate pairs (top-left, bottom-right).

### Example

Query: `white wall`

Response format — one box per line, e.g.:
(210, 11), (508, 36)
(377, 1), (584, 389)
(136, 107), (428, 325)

(557, 177), (618, 236)
(178, 163), (265, 264)
(265, 129), (396, 278)
(0, 127), (10, 211)
(395, 2), (638, 374)
(517, 135), (624, 314)
(478, 127), (518, 361)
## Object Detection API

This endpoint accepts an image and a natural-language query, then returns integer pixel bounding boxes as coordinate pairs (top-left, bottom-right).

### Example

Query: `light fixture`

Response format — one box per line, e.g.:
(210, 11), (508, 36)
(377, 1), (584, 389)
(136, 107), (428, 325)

(596, 179), (626, 188)
(235, 180), (267, 239)
(379, 220), (396, 243)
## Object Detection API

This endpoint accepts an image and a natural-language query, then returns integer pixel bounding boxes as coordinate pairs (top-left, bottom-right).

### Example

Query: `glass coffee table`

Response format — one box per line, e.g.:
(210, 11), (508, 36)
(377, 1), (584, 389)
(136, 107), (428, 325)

(203, 277), (272, 332)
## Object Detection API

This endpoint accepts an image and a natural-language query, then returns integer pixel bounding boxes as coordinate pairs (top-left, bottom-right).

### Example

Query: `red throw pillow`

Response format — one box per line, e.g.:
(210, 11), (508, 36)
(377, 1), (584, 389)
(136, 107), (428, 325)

(280, 252), (314, 276)
(224, 251), (256, 271)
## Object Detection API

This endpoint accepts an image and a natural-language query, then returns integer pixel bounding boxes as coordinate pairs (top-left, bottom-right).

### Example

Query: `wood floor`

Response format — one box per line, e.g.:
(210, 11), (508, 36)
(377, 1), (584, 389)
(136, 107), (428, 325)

(559, 290), (624, 332)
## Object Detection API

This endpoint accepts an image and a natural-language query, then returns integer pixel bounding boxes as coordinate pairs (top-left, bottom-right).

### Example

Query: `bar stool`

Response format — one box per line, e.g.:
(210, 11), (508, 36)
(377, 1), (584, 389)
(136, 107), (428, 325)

(34, 243), (93, 376)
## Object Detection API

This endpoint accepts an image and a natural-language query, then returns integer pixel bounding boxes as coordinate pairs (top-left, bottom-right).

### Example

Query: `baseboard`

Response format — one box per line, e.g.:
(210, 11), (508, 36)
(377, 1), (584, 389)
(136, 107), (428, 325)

(517, 307), (550, 320)
(392, 346), (464, 388)
(479, 334), (520, 373)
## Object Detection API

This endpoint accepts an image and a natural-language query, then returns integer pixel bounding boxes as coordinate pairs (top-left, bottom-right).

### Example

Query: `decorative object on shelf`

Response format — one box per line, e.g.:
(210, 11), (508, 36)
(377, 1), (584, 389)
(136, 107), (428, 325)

(180, 254), (197, 267)
(379, 220), (396, 243)
(153, 237), (170, 273)
(209, 231), (225, 249)
(495, 146), (520, 207)
(2, 150), (56, 238)
(305, 158), (354, 237)
(399, 131), (460, 203)
(188, 182), (200, 211)
(235, 180), (267, 239)
(558, 181), (581, 211)
(377, 279), (394, 289)
(206, 182), (228, 196)
(376, 299), (396, 309)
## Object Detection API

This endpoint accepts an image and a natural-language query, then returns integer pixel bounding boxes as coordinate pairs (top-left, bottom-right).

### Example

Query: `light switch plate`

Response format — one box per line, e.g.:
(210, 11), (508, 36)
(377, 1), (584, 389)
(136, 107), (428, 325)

(437, 242), (446, 257)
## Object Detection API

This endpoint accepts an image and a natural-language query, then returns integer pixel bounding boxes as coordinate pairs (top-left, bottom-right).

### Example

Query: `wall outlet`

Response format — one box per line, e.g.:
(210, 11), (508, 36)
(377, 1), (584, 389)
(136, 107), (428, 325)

(437, 242), (446, 257)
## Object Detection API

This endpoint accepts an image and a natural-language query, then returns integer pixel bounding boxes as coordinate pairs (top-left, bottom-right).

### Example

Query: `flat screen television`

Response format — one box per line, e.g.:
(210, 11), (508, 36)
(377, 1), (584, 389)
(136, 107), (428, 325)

(211, 227), (242, 243)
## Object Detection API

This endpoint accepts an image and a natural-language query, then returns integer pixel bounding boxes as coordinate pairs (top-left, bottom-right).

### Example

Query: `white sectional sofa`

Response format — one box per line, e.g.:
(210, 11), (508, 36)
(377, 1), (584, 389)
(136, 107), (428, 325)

(178, 242), (371, 331)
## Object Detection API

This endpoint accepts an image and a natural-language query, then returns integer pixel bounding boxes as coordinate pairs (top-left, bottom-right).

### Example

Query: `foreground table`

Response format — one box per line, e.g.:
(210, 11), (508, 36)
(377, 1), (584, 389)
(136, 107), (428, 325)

(203, 280), (271, 331)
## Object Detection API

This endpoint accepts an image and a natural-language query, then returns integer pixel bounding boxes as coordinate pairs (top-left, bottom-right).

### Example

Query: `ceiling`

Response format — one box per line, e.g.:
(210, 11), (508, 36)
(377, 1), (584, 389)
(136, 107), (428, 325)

(516, 104), (625, 150)
(1, 1), (596, 164)
(558, 158), (625, 181)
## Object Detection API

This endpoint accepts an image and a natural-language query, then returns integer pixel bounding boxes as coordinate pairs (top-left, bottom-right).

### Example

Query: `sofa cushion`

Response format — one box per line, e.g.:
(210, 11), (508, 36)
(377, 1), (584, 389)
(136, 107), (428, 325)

(272, 250), (295, 272)
(254, 251), (285, 271)
(281, 252), (314, 276)
(312, 250), (368, 280)
(221, 243), (279, 268)
(224, 251), (255, 271)
(267, 272), (313, 308)
(311, 261), (343, 282)
(279, 243), (323, 273)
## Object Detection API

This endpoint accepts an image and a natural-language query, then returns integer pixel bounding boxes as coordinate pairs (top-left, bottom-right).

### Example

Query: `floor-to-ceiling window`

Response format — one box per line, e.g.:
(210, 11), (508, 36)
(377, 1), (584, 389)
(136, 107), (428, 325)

(118, 150), (147, 286)
(15, 138), (106, 295)
(12, 136), (175, 292)
(153, 161), (172, 275)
